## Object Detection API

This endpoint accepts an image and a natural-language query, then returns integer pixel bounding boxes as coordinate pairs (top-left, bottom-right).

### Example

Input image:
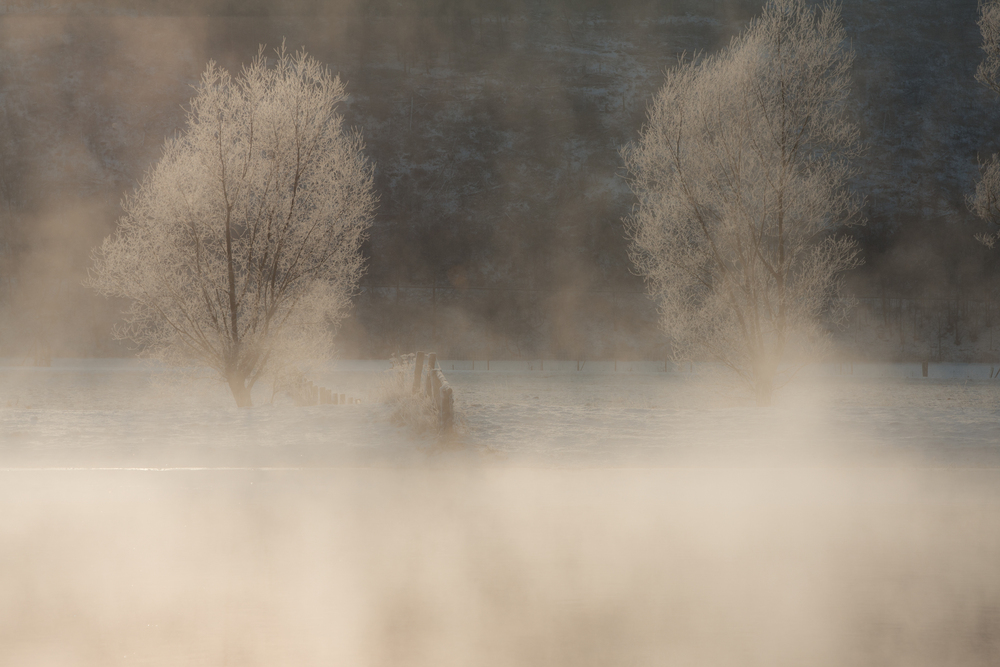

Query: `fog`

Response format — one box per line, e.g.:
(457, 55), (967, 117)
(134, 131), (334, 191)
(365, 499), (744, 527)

(4, 466), (1000, 666)
(3, 1), (1000, 665)
(1, 361), (999, 665)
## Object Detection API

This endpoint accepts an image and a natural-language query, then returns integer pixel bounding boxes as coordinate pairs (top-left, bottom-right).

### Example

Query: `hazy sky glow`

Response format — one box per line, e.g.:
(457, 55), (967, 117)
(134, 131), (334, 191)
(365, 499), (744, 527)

(1, 3), (1000, 665)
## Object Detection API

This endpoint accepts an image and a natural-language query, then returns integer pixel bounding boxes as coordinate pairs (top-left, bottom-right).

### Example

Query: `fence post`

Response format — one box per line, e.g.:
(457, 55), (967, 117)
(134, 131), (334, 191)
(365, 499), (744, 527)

(441, 384), (453, 431)
(413, 351), (425, 394)
(302, 380), (314, 405)
(425, 353), (437, 397)
(922, 361), (928, 378)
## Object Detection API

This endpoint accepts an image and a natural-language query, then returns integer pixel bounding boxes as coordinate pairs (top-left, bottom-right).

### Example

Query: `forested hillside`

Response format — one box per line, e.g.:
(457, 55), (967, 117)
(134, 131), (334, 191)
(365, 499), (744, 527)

(1, 0), (997, 359)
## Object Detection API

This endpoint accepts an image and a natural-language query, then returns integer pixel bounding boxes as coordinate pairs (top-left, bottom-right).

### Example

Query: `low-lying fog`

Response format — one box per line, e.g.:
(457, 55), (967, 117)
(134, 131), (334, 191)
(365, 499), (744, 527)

(2, 361), (999, 666)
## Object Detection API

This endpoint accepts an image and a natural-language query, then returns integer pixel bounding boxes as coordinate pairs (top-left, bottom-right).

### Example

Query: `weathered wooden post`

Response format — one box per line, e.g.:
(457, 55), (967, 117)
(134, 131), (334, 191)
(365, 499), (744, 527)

(339, 393), (346, 404)
(440, 384), (454, 431)
(922, 361), (928, 378)
(320, 388), (331, 404)
(425, 353), (437, 397)
(303, 380), (317, 405)
(413, 351), (425, 394)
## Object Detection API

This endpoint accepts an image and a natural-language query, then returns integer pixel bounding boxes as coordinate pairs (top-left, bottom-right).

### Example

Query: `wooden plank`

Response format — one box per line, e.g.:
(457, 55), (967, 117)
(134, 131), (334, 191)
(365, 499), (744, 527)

(440, 384), (453, 431)
(425, 353), (437, 397)
(412, 351), (425, 394)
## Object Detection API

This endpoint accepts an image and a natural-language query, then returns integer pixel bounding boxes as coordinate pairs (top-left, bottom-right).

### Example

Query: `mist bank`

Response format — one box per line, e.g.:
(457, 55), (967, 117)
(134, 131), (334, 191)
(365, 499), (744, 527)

(0, 0), (997, 358)
(3, 467), (999, 666)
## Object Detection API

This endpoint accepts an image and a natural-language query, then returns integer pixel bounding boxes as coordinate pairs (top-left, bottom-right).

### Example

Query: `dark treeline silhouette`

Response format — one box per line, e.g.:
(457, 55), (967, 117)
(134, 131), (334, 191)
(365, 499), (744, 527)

(1, 0), (999, 359)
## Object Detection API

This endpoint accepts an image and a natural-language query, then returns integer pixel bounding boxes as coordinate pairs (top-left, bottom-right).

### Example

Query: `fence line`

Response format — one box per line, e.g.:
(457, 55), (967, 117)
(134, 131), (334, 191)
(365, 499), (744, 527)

(412, 351), (454, 432)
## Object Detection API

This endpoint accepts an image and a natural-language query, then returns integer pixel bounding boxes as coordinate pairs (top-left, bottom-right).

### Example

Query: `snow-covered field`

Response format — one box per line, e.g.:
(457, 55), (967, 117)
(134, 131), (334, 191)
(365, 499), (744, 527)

(1, 360), (999, 666)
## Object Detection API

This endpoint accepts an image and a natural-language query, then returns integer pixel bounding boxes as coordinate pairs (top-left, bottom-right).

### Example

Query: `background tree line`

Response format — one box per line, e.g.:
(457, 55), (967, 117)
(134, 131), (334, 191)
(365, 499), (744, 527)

(0, 0), (998, 360)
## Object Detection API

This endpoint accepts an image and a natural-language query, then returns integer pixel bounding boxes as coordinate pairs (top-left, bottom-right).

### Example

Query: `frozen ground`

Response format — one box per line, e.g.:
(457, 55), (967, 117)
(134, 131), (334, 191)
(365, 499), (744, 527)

(1, 360), (999, 666)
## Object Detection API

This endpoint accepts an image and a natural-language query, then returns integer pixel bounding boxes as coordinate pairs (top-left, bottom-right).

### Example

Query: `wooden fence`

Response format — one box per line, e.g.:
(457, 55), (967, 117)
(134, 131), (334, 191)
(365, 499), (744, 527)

(290, 377), (361, 407)
(412, 351), (454, 432)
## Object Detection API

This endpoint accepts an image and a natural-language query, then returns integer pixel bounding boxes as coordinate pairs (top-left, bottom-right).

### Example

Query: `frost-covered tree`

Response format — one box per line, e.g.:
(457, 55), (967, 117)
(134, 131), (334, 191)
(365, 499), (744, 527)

(623, 0), (861, 406)
(90, 45), (375, 407)
(971, 0), (1000, 246)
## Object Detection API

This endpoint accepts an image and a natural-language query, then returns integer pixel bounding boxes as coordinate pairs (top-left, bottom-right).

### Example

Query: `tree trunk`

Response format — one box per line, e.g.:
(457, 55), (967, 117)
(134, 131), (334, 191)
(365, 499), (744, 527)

(754, 377), (773, 407)
(753, 362), (775, 407)
(227, 373), (253, 408)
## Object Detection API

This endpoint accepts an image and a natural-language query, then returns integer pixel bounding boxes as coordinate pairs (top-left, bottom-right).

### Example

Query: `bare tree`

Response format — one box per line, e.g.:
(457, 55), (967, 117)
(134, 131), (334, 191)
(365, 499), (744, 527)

(971, 0), (1000, 246)
(623, 0), (862, 406)
(90, 45), (375, 407)
(977, 0), (1000, 96)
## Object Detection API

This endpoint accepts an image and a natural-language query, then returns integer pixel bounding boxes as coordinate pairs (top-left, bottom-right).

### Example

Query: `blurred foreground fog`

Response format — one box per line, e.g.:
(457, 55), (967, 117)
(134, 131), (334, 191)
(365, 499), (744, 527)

(2, 361), (1000, 666)
(2, 467), (999, 667)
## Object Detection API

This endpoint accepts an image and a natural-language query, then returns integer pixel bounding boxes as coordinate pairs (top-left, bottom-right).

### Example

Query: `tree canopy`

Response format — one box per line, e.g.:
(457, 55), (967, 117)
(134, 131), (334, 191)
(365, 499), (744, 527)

(90, 45), (375, 406)
(624, 0), (862, 405)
